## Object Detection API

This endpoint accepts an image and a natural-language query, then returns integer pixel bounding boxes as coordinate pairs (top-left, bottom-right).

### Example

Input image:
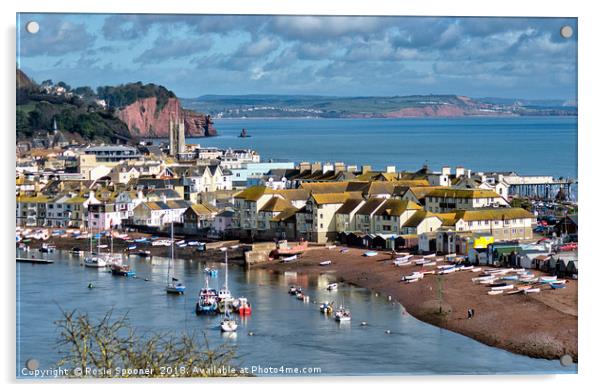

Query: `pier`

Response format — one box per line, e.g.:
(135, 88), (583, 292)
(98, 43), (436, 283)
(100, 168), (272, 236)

(505, 176), (576, 201)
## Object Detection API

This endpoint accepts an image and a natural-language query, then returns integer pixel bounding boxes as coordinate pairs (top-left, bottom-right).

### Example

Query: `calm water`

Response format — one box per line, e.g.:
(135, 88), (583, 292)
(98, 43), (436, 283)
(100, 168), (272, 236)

(16, 251), (576, 377)
(190, 117), (578, 178)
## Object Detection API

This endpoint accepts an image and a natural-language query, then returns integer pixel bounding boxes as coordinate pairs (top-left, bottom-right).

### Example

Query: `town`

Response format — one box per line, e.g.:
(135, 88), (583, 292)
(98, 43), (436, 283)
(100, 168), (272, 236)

(16, 115), (578, 275)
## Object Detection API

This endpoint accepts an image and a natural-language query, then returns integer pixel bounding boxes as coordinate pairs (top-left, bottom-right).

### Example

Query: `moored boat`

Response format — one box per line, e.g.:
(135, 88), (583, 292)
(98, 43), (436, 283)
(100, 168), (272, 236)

(111, 263), (136, 277)
(326, 283), (338, 291)
(334, 307), (351, 322)
(319, 260), (332, 266)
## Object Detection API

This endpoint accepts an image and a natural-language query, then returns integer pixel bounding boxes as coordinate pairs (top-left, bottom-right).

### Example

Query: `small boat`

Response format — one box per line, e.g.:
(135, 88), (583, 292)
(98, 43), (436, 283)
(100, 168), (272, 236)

(363, 251), (378, 257)
(281, 255), (298, 263)
(234, 297), (252, 316)
(135, 250), (152, 258)
(289, 286), (301, 295)
(459, 265), (474, 271)
(394, 259), (412, 267)
(423, 261), (437, 267)
(340, 248), (349, 254)
(326, 283), (338, 291)
(501, 275), (519, 281)
(127, 245), (137, 251)
(524, 288), (541, 294)
(539, 276), (558, 283)
(111, 264), (136, 277)
(220, 313), (238, 332)
(487, 290), (504, 295)
(165, 222), (186, 295)
(204, 267), (218, 276)
(334, 307), (351, 322)
(405, 278), (419, 283)
(238, 128), (250, 138)
(16, 257), (53, 264)
(84, 255), (108, 268)
(437, 267), (457, 275)
(296, 292), (305, 300)
(472, 267), (482, 272)
(69, 247), (85, 256)
(403, 272), (424, 280)
(319, 302), (334, 314)
(491, 284), (514, 291)
(196, 278), (218, 314)
(549, 282), (566, 289)
(319, 260), (332, 266)
(326, 245), (336, 250)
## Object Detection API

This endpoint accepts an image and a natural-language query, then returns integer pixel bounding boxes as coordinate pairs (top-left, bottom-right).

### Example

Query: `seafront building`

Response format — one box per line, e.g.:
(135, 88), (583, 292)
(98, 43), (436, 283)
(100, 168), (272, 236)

(15, 133), (576, 262)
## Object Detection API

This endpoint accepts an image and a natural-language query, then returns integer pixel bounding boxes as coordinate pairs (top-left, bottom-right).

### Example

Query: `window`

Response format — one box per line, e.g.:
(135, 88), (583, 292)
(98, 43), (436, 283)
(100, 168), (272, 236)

(320, 223), (323, 229)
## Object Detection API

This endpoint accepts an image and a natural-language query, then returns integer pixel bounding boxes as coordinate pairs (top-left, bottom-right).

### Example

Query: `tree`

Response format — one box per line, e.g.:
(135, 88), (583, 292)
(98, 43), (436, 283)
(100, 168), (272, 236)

(55, 309), (243, 378)
(16, 109), (31, 137)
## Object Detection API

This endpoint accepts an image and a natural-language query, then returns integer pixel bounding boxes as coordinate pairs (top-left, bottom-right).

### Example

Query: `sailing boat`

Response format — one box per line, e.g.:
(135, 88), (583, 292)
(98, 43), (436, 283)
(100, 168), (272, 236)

(107, 227), (123, 265)
(334, 293), (351, 322)
(220, 310), (238, 332)
(217, 250), (233, 313)
(166, 222), (185, 294)
(84, 224), (108, 268)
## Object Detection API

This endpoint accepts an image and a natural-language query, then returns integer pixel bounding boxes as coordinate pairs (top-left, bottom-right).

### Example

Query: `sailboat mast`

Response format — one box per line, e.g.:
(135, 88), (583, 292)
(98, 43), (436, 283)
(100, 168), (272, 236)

(168, 221), (174, 283)
(225, 250), (228, 291)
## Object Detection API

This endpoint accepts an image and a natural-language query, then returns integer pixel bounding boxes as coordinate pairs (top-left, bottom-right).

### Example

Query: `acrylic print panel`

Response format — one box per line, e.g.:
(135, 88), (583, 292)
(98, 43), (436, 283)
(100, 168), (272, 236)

(16, 13), (577, 378)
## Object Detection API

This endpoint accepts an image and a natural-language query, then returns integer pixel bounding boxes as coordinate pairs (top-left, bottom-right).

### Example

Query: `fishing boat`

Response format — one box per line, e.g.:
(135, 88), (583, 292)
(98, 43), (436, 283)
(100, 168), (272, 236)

(233, 297), (252, 316)
(363, 251), (378, 257)
(220, 311), (238, 332)
(334, 306), (351, 322)
(319, 260), (332, 266)
(196, 277), (218, 314)
(549, 282), (566, 289)
(111, 263), (136, 277)
(326, 283), (338, 291)
(165, 222), (186, 295)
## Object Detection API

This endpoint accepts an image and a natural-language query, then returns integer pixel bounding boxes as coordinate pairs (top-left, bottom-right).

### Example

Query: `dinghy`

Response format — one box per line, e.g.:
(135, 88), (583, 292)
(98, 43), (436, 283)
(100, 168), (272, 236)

(319, 260), (332, 266)
(487, 290), (504, 295)
(363, 251), (378, 257)
(281, 255), (298, 263)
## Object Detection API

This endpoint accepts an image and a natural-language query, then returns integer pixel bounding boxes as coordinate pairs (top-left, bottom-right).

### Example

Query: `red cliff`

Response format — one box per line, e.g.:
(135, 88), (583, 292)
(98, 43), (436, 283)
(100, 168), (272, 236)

(117, 97), (217, 138)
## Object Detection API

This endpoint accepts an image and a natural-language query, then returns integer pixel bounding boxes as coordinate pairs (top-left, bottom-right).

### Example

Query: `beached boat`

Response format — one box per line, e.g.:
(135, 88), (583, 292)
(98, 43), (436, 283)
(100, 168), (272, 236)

(491, 284), (514, 291)
(319, 260), (332, 266)
(363, 251), (378, 257)
(539, 276), (558, 283)
(281, 255), (298, 263)
(423, 261), (437, 267)
(437, 267), (457, 275)
(524, 288), (541, 294)
(340, 248), (349, 254)
(487, 290), (504, 295)
(326, 245), (336, 250)
(326, 283), (338, 291)
(404, 272), (424, 280)
(549, 282), (566, 289)
(271, 240), (308, 258)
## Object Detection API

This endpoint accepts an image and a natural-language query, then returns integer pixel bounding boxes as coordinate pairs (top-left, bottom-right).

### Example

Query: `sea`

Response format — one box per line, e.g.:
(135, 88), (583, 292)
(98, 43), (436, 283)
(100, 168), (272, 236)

(189, 117), (578, 179)
(16, 251), (577, 377)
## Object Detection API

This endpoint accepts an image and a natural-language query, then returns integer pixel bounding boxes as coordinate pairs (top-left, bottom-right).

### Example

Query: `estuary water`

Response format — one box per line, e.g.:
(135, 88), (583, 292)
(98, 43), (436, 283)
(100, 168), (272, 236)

(190, 117), (578, 179)
(16, 251), (576, 377)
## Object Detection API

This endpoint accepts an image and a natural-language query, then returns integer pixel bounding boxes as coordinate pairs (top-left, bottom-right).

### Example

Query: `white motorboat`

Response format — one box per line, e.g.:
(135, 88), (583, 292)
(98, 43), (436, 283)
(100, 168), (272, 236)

(326, 283), (338, 291)
(319, 260), (332, 266)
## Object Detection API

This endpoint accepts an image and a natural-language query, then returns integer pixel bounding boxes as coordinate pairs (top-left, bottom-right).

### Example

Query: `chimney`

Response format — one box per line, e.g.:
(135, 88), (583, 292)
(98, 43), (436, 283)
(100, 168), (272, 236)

(310, 162), (322, 173)
(456, 167), (465, 177)
(386, 165), (396, 174)
(334, 162), (346, 174)
(466, 169), (472, 178)
(299, 161), (311, 172)
(322, 162), (334, 174)
(346, 165), (358, 173)
(441, 166), (451, 176)
(362, 165), (372, 174)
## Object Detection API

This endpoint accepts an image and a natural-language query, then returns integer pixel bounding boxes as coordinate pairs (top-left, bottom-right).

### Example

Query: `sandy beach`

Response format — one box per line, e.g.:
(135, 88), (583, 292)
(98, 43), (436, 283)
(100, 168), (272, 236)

(253, 246), (577, 362)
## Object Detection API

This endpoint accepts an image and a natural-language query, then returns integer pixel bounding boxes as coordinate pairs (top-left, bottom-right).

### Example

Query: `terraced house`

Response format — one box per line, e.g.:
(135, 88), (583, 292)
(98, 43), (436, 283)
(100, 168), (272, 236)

(424, 188), (508, 213)
(301, 192), (362, 243)
(451, 208), (535, 240)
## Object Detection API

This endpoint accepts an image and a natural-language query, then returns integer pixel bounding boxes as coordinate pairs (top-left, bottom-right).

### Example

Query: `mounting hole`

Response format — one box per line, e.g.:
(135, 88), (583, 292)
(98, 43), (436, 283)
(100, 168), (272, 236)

(560, 25), (573, 39)
(559, 354), (573, 366)
(25, 358), (39, 370)
(26, 21), (39, 34)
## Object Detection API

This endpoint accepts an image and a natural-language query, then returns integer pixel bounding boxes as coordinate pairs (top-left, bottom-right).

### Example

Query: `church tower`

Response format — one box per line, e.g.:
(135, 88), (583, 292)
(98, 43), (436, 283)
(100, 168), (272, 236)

(168, 110), (186, 158)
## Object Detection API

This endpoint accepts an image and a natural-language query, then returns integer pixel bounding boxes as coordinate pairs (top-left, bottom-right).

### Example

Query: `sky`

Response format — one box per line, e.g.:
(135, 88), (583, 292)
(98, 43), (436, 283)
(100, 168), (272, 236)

(17, 14), (577, 100)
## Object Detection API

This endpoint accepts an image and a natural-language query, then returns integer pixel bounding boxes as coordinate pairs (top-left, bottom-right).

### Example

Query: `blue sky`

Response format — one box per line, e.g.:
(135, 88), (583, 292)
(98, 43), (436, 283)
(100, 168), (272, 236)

(17, 14), (577, 100)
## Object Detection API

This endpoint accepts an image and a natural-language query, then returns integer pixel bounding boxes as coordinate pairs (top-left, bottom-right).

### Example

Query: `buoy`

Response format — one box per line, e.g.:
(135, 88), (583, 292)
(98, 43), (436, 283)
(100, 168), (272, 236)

(360, 321), (367, 326)
(144, 278), (149, 281)
(385, 330), (391, 334)
(248, 332), (254, 336)
(88, 283), (94, 289)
